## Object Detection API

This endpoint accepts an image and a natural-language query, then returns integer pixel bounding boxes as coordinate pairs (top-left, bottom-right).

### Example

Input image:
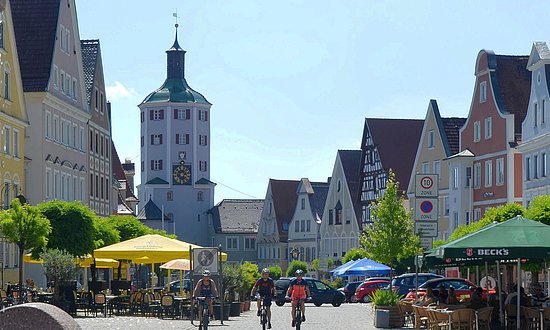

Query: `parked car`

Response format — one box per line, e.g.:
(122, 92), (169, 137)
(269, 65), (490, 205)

(340, 281), (363, 303)
(404, 277), (488, 300)
(388, 273), (443, 297)
(355, 279), (390, 303)
(274, 277), (346, 307)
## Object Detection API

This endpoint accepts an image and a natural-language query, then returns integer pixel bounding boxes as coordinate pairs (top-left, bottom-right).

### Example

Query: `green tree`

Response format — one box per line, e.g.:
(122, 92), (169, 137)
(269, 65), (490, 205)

(286, 260), (308, 277)
(37, 200), (96, 257)
(0, 199), (51, 285)
(238, 262), (259, 300)
(221, 264), (241, 301)
(267, 265), (282, 280)
(94, 217), (120, 248)
(41, 248), (79, 301)
(107, 215), (176, 241)
(342, 247), (368, 264)
(525, 195), (550, 225)
(360, 170), (420, 289)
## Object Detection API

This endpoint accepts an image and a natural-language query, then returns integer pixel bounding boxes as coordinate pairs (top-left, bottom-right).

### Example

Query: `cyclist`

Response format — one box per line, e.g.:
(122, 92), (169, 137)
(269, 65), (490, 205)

(285, 269), (310, 327)
(192, 270), (219, 326)
(251, 268), (276, 329)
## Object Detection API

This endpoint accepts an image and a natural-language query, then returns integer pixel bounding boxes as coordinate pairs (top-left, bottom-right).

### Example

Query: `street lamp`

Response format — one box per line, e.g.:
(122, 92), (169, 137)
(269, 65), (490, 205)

(290, 247), (300, 261)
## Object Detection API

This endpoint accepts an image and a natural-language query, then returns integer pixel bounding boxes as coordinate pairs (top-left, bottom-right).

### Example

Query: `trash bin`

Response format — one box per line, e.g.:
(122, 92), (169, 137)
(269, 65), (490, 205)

(375, 309), (390, 328)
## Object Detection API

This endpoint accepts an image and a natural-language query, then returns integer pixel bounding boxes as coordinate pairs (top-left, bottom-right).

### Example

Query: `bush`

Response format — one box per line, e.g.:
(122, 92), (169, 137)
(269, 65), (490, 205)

(41, 248), (79, 301)
(322, 277), (345, 289)
(237, 262), (259, 301)
(286, 260), (308, 277)
(369, 288), (401, 306)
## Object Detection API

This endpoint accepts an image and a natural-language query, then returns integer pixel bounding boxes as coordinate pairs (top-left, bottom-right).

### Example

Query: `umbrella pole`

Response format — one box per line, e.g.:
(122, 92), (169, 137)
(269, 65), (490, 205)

(516, 259), (520, 330)
(180, 270), (183, 296)
(167, 269), (171, 292)
(497, 260), (503, 326)
(484, 261), (488, 292)
(151, 263), (155, 290)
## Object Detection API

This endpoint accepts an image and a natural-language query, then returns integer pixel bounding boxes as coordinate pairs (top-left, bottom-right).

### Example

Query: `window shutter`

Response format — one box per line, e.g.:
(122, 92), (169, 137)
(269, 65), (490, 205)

(176, 134), (180, 144)
(186, 134), (190, 144)
(205, 135), (208, 145)
(150, 135), (154, 145)
(174, 109), (178, 119)
(186, 109), (190, 119)
(150, 160), (154, 170)
(149, 110), (154, 120)
(159, 159), (163, 170)
(159, 109), (164, 120)
(205, 111), (208, 121)
(159, 134), (163, 145)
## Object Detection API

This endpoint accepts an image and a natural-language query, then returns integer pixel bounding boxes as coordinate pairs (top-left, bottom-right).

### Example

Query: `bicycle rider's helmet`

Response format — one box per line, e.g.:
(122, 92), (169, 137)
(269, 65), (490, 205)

(203, 270), (211, 276)
(295, 269), (304, 275)
(262, 268), (270, 274)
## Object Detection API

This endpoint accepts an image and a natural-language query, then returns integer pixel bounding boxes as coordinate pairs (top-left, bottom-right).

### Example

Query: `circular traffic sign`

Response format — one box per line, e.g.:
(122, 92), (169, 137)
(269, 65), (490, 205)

(198, 250), (214, 267)
(420, 176), (433, 189)
(420, 200), (434, 214)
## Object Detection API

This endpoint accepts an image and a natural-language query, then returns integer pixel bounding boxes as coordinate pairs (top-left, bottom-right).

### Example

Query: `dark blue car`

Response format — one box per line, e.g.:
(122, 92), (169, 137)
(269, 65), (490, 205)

(274, 277), (346, 307)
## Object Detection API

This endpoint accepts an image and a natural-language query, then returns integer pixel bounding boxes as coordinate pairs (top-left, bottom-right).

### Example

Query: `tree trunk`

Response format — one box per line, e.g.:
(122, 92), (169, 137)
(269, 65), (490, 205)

(18, 244), (24, 286)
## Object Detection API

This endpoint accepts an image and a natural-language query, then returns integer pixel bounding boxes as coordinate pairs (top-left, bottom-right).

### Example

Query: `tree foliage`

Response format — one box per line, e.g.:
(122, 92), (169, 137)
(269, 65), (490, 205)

(238, 262), (259, 300)
(525, 195), (550, 225)
(267, 265), (282, 280)
(38, 200), (96, 257)
(94, 217), (120, 248)
(0, 199), (51, 285)
(286, 260), (308, 277)
(107, 215), (176, 241)
(41, 248), (79, 301)
(342, 247), (368, 264)
(360, 170), (420, 288)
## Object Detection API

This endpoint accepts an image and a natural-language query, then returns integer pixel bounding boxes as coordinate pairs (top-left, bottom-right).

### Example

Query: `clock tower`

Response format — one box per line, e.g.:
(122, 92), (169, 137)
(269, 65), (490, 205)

(137, 24), (215, 245)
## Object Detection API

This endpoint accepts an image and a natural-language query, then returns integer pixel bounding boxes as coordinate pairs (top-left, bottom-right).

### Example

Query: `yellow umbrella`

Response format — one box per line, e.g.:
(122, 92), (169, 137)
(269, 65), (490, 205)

(24, 253), (122, 269)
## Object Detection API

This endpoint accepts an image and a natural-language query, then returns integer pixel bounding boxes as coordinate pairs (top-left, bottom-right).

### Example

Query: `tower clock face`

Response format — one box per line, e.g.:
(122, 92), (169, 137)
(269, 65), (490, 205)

(173, 163), (191, 185)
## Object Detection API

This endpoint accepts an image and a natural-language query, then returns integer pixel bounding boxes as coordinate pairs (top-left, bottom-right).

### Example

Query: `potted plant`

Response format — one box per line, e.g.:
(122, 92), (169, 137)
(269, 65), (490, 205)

(370, 289), (403, 328)
(41, 248), (79, 313)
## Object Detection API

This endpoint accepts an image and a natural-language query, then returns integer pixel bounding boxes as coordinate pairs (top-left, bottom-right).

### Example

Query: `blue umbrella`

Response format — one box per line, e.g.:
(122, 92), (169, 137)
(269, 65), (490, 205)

(334, 258), (391, 277)
(330, 259), (359, 275)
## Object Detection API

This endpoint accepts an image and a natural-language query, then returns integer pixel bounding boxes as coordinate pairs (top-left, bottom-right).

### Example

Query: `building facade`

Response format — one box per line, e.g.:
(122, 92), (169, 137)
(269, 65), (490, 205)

(320, 150), (362, 265)
(208, 199), (263, 265)
(449, 50), (530, 226)
(406, 100), (465, 241)
(81, 39), (112, 216)
(287, 178), (328, 275)
(12, 0), (89, 206)
(359, 118), (423, 224)
(518, 42), (550, 206)
(0, 0), (29, 286)
(137, 28), (214, 245)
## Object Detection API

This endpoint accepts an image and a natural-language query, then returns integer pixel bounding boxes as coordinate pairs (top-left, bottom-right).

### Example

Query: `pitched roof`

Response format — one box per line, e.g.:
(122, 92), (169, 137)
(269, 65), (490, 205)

(365, 118), (424, 193)
(136, 199), (170, 221)
(11, 0), (60, 92)
(308, 181), (329, 220)
(80, 39), (100, 107)
(270, 179), (300, 241)
(337, 150), (362, 224)
(195, 178), (216, 185)
(488, 54), (531, 137)
(146, 177), (169, 185)
(210, 199), (264, 234)
(442, 118), (466, 156)
(111, 142), (138, 201)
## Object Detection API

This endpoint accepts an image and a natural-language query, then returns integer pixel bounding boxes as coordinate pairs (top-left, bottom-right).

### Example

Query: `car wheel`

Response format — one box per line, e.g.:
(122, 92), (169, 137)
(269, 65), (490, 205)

(314, 302), (323, 307)
(332, 300), (342, 307)
(362, 295), (371, 303)
(275, 301), (285, 307)
(350, 296), (358, 303)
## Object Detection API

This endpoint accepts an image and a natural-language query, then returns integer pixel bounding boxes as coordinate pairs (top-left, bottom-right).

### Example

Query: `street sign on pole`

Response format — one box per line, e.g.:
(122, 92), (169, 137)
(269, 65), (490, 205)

(192, 247), (219, 274)
(415, 222), (438, 237)
(414, 198), (439, 221)
(419, 237), (433, 249)
(415, 174), (439, 197)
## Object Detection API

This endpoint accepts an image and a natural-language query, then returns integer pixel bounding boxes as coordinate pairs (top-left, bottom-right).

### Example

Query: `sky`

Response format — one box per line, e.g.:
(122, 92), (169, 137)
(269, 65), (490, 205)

(76, 1), (550, 203)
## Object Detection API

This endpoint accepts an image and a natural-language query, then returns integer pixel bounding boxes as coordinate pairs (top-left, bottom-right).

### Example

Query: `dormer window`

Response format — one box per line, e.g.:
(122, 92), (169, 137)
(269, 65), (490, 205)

(480, 81), (487, 103)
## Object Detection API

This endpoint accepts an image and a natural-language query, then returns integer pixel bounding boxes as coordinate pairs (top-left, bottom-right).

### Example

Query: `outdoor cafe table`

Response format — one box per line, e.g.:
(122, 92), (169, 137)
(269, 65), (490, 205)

(174, 296), (191, 318)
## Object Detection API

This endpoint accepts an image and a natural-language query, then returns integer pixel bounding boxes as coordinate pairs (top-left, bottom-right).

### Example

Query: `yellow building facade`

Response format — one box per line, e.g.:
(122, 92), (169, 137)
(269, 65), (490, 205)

(0, 0), (29, 287)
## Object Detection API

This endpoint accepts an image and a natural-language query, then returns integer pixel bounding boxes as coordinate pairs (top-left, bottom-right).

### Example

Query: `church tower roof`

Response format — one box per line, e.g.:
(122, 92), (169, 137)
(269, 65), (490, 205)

(141, 24), (210, 105)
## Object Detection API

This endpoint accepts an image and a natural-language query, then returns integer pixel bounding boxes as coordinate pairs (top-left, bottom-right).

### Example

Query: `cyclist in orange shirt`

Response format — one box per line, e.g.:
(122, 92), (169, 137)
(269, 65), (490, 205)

(285, 269), (310, 327)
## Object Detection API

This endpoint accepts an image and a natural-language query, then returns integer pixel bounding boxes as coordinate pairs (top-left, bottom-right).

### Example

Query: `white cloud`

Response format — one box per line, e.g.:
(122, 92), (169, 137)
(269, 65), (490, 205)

(106, 81), (139, 101)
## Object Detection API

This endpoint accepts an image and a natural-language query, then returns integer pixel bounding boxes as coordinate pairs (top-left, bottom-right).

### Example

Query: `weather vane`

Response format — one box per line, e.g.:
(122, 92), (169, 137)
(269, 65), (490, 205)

(173, 9), (179, 28)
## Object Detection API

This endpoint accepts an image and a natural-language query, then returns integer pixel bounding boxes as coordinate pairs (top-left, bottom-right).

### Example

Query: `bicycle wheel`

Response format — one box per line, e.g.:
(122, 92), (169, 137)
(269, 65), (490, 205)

(296, 309), (301, 330)
(261, 309), (267, 330)
(202, 308), (209, 330)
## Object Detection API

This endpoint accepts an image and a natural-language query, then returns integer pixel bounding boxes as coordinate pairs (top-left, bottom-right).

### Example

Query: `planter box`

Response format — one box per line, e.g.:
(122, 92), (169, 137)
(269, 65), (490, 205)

(374, 305), (403, 328)
(229, 302), (241, 317)
(213, 304), (229, 320)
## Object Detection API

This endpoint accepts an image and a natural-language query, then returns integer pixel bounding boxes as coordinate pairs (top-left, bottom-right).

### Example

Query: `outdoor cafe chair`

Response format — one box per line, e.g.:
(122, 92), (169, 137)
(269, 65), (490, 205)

(159, 294), (177, 319)
(0, 290), (10, 308)
(450, 308), (475, 330)
(523, 307), (541, 330)
(505, 304), (525, 330)
(142, 292), (160, 317)
(90, 292), (107, 317)
(398, 300), (415, 327)
(475, 306), (493, 330)
(542, 308), (550, 330)
(413, 305), (429, 329)
(426, 308), (450, 330)
(73, 291), (91, 317)
(130, 291), (142, 315)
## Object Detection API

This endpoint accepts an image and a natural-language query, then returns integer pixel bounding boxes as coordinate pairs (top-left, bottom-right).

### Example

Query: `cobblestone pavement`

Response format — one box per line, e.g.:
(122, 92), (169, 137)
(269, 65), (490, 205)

(74, 302), (381, 329)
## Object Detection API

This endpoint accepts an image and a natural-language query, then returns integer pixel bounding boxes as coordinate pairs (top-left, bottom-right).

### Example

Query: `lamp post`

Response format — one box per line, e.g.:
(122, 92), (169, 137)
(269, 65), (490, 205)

(290, 247), (300, 261)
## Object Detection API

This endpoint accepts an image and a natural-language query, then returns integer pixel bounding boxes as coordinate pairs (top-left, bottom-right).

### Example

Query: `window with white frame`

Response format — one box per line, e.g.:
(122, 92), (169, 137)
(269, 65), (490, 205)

(465, 211), (471, 225)
(433, 161), (441, 178)
(535, 103), (539, 127)
(534, 155), (539, 179)
(72, 125), (77, 148)
(301, 198), (305, 210)
(199, 110), (208, 121)
(72, 78), (77, 100)
(484, 117), (492, 139)
(474, 121), (481, 142)
(199, 135), (208, 146)
(4, 63), (10, 100)
(79, 127), (84, 151)
(226, 237), (238, 250)
(465, 166), (472, 188)
(453, 167), (459, 190)
(199, 160), (207, 172)
(45, 112), (51, 139)
(444, 196), (449, 216)
(474, 208), (482, 221)
(176, 133), (189, 145)
(53, 116), (59, 141)
(428, 130), (435, 149)
(151, 134), (163, 145)
(3, 126), (10, 155)
(496, 158), (504, 185)
(484, 160), (492, 187)
(46, 168), (51, 199)
(151, 160), (163, 171)
(245, 237), (255, 250)
(543, 99), (546, 124)
(60, 71), (65, 94)
(152, 109), (164, 120)
(294, 220), (299, 232)
(474, 163), (481, 188)
(480, 81), (487, 103)
(54, 171), (59, 199)
(542, 153), (547, 177)
(526, 157), (531, 180)
(453, 212), (459, 230)
(53, 65), (58, 89)
(13, 130), (18, 158)
(422, 162), (430, 174)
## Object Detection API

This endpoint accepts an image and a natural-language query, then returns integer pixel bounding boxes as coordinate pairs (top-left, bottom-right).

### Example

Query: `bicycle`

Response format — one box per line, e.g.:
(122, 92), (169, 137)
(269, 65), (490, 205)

(192, 296), (211, 330)
(254, 294), (269, 330)
(286, 296), (310, 330)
